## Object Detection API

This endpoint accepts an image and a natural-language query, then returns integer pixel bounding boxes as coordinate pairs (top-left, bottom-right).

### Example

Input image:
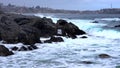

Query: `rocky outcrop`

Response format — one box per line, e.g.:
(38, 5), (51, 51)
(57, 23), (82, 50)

(56, 19), (86, 39)
(0, 12), (86, 44)
(0, 45), (14, 56)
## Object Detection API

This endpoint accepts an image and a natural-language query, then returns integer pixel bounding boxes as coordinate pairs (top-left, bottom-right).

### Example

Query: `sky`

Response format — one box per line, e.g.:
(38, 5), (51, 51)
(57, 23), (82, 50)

(0, 0), (120, 10)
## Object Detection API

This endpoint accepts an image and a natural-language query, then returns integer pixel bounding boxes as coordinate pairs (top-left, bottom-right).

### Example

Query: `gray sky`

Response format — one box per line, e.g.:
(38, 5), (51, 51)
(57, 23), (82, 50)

(0, 0), (120, 10)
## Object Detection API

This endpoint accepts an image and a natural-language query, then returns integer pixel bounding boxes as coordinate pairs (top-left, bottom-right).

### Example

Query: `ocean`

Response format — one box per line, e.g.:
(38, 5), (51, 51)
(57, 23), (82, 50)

(0, 13), (120, 68)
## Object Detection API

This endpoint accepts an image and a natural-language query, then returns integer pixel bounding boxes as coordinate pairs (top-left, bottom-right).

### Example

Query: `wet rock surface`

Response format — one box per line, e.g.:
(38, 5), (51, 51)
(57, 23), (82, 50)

(98, 54), (111, 58)
(0, 45), (14, 56)
(44, 36), (64, 43)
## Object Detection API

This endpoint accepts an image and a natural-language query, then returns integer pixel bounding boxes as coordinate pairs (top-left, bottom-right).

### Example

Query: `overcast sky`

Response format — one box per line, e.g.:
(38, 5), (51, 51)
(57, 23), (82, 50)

(0, 0), (120, 10)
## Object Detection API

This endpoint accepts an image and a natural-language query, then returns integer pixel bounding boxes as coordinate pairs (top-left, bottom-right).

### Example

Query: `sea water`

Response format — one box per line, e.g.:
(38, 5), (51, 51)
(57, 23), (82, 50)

(0, 14), (120, 68)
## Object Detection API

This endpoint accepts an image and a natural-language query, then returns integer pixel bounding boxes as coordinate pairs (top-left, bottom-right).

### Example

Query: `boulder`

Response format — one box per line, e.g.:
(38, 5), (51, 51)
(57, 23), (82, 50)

(56, 19), (86, 38)
(11, 46), (18, 51)
(19, 25), (41, 45)
(0, 15), (21, 43)
(0, 14), (41, 45)
(32, 17), (56, 37)
(98, 54), (111, 58)
(44, 36), (64, 43)
(0, 45), (14, 56)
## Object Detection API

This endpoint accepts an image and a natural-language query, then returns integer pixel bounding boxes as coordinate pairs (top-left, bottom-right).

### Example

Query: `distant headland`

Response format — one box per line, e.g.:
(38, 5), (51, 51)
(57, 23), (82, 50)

(0, 3), (120, 14)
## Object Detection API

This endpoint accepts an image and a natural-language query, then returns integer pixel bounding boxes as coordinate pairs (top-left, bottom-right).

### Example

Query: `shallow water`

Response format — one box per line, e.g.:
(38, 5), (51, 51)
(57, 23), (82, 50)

(1, 15), (120, 68)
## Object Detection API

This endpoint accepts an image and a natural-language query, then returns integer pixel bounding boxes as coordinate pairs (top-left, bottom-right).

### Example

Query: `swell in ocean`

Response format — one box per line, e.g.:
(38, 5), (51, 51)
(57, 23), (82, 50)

(0, 13), (120, 68)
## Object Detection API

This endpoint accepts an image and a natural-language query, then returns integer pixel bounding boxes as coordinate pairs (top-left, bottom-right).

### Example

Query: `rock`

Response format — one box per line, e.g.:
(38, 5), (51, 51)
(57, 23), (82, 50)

(14, 18), (31, 25)
(56, 19), (86, 39)
(0, 14), (41, 45)
(57, 19), (68, 25)
(28, 46), (33, 50)
(114, 25), (120, 27)
(50, 36), (64, 42)
(98, 54), (111, 58)
(92, 21), (99, 23)
(18, 46), (27, 51)
(32, 17), (56, 37)
(31, 45), (38, 49)
(81, 61), (94, 64)
(0, 45), (14, 56)
(11, 46), (18, 51)
(80, 36), (88, 38)
(44, 40), (52, 43)
(19, 25), (41, 45)
(0, 15), (22, 43)
(44, 36), (64, 43)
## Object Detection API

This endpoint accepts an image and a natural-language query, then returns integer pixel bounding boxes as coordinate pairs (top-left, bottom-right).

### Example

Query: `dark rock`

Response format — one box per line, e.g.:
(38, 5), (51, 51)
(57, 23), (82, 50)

(0, 15), (21, 43)
(44, 40), (52, 43)
(81, 61), (94, 64)
(0, 45), (14, 56)
(98, 54), (111, 58)
(11, 46), (18, 51)
(32, 17), (56, 37)
(80, 36), (88, 38)
(56, 19), (86, 39)
(31, 45), (38, 49)
(44, 36), (64, 43)
(19, 25), (41, 45)
(50, 36), (64, 42)
(114, 25), (120, 27)
(14, 18), (31, 25)
(57, 19), (68, 25)
(0, 13), (41, 45)
(92, 21), (99, 23)
(18, 46), (27, 51)
(28, 46), (33, 50)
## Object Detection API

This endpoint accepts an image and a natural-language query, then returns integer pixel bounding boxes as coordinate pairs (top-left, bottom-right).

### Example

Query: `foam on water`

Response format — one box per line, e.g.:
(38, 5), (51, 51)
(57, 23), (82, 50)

(0, 15), (120, 68)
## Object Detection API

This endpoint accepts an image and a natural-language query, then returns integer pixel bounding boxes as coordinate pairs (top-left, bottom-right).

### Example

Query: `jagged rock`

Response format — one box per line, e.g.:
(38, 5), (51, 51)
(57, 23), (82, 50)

(56, 19), (86, 39)
(0, 45), (14, 56)
(18, 46), (27, 51)
(44, 36), (64, 43)
(98, 54), (111, 58)
(11, 46), (18, 51)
